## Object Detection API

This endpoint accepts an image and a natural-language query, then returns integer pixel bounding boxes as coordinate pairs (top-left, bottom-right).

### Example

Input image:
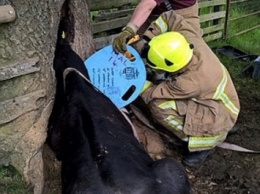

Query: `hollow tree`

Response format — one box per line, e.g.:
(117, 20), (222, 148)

(0, 0), (95, 193)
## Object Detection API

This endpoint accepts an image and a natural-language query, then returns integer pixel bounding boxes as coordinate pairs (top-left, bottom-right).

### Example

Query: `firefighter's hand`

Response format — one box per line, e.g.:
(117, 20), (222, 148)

(113, 26), (136, 54)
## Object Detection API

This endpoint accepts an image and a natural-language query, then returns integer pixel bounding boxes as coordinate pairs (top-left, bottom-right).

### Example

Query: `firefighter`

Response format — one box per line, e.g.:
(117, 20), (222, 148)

(121, 10), (240, 166)
(113, 0), (200, 54)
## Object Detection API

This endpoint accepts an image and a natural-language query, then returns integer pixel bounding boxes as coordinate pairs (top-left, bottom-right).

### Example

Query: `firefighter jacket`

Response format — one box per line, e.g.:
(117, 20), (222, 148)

(139, 10), (240, 137)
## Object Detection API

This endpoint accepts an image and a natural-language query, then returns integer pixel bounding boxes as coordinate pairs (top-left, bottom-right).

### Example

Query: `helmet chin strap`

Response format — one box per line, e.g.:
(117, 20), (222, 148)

(141, 42), (150, 58)
(146, 67), (171, 83)
(154, 71), (167, 80)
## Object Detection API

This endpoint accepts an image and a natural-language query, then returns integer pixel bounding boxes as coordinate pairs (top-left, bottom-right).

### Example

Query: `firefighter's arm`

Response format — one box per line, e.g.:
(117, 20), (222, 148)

(140, 81), (175, 104)
(131, 11), (185, 55)
(142, 10), (185, 39)
(140, 75), (200, 104)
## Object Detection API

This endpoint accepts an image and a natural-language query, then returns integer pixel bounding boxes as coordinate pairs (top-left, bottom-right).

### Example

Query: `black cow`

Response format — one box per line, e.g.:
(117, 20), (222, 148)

(47, 37), (191, 194)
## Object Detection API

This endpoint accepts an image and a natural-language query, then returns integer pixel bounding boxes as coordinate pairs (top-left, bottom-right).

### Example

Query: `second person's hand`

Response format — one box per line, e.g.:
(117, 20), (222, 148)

(113, 24), (137, 54)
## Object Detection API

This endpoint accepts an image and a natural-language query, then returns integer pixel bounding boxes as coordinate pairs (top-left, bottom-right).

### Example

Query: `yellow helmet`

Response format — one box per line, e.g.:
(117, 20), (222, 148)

(147, 32), (193, 72)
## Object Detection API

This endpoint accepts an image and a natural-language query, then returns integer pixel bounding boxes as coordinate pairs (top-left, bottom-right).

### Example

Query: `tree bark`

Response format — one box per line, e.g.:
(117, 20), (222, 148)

(0, 0), (94, 193)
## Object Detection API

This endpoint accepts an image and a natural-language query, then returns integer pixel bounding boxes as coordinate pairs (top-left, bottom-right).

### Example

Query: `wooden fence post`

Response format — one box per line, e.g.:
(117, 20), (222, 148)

(223, 0), (231, 39)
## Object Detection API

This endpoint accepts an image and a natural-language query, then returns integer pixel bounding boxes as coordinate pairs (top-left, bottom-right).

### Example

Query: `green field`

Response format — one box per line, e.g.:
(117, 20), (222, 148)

(209, 26), (260, 99)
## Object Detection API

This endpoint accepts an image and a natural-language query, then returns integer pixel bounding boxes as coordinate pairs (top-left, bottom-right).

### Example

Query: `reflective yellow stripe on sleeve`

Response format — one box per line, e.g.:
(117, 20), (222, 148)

(154, 16), (168, 33)
(140, 81), (152, 94)
(213, 65), (239, 115)
(158, 100), (177, 111)
(164, 115), (188, 141)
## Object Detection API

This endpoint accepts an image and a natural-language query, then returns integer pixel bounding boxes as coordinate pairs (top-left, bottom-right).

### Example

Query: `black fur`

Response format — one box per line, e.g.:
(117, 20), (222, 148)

(47, 38), (191, 194)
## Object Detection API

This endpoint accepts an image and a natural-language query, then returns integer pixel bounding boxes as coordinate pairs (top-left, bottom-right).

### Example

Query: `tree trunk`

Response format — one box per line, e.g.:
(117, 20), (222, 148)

(0, 0), (94, 193)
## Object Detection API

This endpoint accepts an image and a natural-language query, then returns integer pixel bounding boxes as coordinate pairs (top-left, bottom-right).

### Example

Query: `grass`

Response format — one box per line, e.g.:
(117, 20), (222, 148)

(208, 26), (260, 98)
(207, 1), (260, 98)
(0, 166), (33, 194)
(1, 2), (259, 194)
(224, 0), (260, 51)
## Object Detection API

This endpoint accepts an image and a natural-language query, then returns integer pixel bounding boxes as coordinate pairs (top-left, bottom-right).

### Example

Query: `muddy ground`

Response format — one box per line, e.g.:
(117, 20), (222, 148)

(43, 88), (260, 194)
(187, 90), (260, 194)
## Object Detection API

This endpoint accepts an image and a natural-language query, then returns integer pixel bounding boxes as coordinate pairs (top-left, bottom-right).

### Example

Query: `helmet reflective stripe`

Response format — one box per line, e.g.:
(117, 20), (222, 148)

(188, 134), (227, 151)
(147, 32), (193, 72)
(213, 64), (239, 115)
(154, 16), (168, 33)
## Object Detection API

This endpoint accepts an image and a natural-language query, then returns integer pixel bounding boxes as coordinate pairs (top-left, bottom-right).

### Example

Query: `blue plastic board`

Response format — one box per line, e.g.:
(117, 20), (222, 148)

(84, 45), (146, 108)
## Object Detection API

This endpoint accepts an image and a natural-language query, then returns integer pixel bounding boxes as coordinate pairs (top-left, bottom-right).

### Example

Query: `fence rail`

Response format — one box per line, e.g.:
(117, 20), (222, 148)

(90, 0), (260, 49)
(89, 0), (139, 11)
(224, 0), (260, 38)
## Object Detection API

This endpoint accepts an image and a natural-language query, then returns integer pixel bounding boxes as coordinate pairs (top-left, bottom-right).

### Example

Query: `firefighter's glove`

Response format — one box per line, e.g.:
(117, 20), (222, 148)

(140, 81), (152, 94)
(113, 23), (137, 53)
